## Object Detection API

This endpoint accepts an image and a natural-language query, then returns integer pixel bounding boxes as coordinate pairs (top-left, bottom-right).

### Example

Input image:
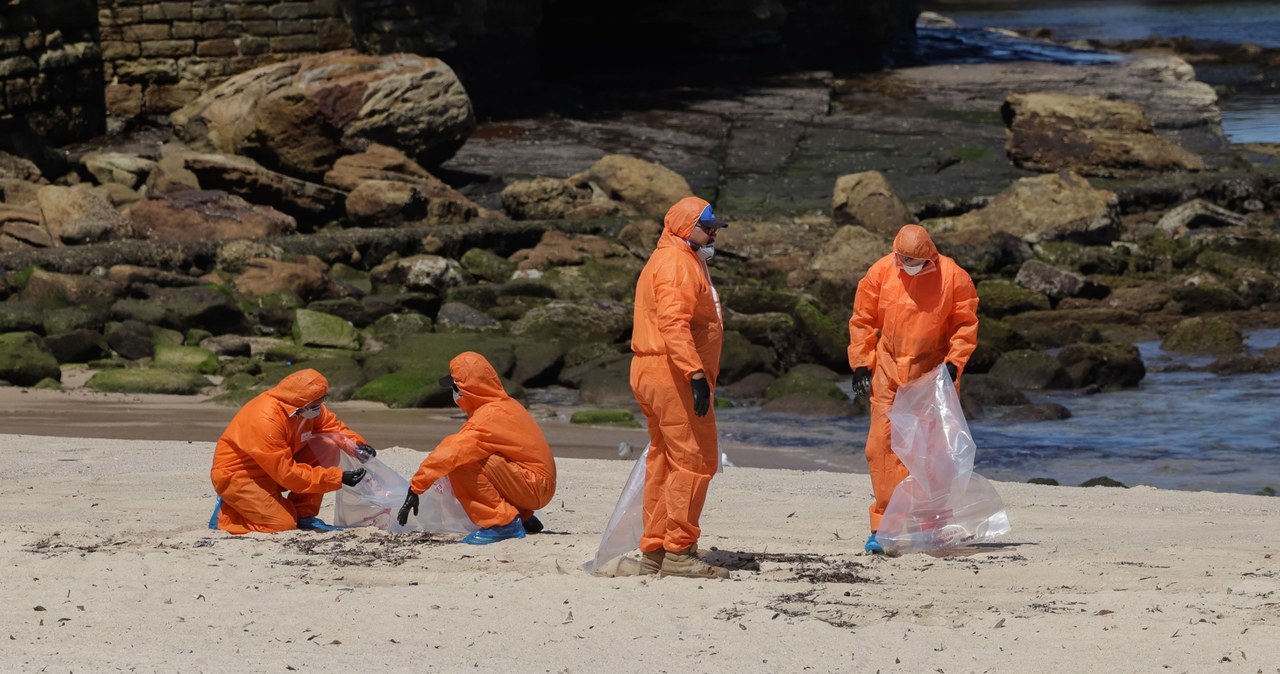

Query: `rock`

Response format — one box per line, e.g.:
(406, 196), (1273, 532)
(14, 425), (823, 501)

(85, 367), (212, 395)
(304, 296), (399, 328)
(172, 52), (475, 180)
(1002, 403), (1073, 421)
(0, 204), (51, 249)
(43, 330), (109, 364)
(200, 334), (253, 358)
(18, 268), (122, 307)
(371, 254), (469, 293)
(762, 394), (862, 417)
(345, 179), (479, 227)
(81, 152), (157, 189)
(976, 279), (1051, 318)
(291, 309), (360, 350)
(501, 177), (595, 220)
(765, 370), (850, 403)
(435, 301), (502, 333)
(179, 152), (346, 227)
(153, 343), (219, 374)
(930, 171), (1120, 246)
(510, 299), (632, 345)
(719, 330), (778, 385)
(0, 301), (45, 333)
(1155, 199), (1251, 236)
(1015, 259), (1109, 302)
(809, 225), (890, 287)
(1002, 92), (1206, 176)
(566, 155), (693, 217)
(719, 371), (775, 401)
(231, 258), (338, 302)
(112, 285), (247, 335)
(989, 349), (1071, 390)
(1080, 476), (1127, 488)
(105, 319), (158, 361)
(569, 408), (640, 428)
(959, 374), (1030, 406)
(0, 332), (61, 385)
(1056, 342), (1146, 389)
(37, 185), (130, 244)
(575, 356), (638, 408)
(831, 171), (913, 236)
(510, 230), (623, 271)
(1160, 315), (1243, 355)
(460, 248), (517, 283)
(126, 191), (296, 241)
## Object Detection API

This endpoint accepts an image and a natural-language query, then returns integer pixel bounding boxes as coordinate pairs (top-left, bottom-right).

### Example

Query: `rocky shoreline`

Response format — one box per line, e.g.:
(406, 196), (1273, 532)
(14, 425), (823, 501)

(1, 23), (1278, 429)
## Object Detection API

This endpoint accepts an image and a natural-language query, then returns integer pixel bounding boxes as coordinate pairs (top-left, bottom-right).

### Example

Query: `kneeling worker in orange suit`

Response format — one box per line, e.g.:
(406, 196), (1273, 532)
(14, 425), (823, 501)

(210, 368), (371, 534)
(396, 351), (557, 545)
(630, 195), (731, 579)
(848, 224), (979, 554)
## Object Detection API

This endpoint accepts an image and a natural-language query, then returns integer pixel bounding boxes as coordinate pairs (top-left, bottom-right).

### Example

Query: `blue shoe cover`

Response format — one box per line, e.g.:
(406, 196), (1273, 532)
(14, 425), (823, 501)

(460, 518), (527, 545)
(864, 533), (883, 554)
(208, 496), (222, 530)
(297, 516), (339, 532)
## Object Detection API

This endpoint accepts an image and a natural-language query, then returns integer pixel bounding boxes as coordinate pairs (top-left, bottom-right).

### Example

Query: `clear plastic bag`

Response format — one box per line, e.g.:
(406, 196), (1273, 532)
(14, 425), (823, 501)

(877, 364), (1011, 555)
(582, 445), (650, 574)
(306, 433), (479, 536)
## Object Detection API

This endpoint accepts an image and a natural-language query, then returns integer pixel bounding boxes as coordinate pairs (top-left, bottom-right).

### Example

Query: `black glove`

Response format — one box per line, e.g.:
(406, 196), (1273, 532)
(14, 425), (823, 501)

(851, 367), (871, 400)
(945, 362), (959, 381)
(355, 443), (376, 461)
(341, 468), (366, 487)
(396, 489), (420, 526)
(690, 376), (711, 417)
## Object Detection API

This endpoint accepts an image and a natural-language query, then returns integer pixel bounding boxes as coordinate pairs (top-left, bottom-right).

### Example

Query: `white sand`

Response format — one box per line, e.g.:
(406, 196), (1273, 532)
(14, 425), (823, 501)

(2, 433), (1277, 672)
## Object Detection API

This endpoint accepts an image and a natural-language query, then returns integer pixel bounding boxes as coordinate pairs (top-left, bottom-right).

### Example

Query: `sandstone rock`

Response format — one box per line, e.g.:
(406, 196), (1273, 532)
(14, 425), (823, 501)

(81, 151), (157, 189)
(1003, 92), (1206, 176)
(180, 152), (345, 226)
(172, 52), (475, 180)
(127, 191), (296, 241)
(931, 171), (1119, 246)
(19, 267), (123, 307)
(435, 301), (502, 333)
(371, 254), (468, 293)
(37, 184), (130, 244)
(345, 178), (479, 227)
(232, 258), (337, 302)
(831, 171), (913, 236)
(1160, 315), (1243, 355)
(567, 155), (693, 217)
(510, 231), (623, 271)
(1155, 199), (1251, 236)
(500, 177), (594, 220)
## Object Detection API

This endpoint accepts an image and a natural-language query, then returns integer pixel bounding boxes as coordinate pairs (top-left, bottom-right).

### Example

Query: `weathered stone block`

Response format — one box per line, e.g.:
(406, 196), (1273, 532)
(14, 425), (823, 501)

(171, 22), (200, 40)
(122, 23), (170, 42)
(269, 3), (321, 20)
(105, 82), (143, 116)
(235, 35), (270, 55)
(113, 58), (180, 82)
(269, 34), (316, 52)
(226, 4), (270, 21)
(192, 3), (228, 21)
(0, 56), (37, 78)
(196, 38), (238, 57)
(159, 2), (193, 21)
(141, 39), (195, 58)
(275, 19), (313, 35)
(101, 40), (140, 60)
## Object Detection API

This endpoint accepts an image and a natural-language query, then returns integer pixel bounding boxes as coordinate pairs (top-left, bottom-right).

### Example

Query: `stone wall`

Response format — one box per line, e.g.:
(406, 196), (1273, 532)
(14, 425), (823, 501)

(0, 0), (104, 145)
(97, 0), (354, 122)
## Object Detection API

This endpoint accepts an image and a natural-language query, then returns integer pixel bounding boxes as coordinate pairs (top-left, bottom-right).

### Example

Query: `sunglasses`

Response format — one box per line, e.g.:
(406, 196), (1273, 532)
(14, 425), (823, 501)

(292, 397), (327, 416)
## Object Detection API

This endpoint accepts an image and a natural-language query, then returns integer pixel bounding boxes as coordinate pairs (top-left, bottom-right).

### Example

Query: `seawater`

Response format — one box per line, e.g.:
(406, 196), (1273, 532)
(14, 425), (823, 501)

(715, 329), (1280, 497)
(918, 0), (1280, 143)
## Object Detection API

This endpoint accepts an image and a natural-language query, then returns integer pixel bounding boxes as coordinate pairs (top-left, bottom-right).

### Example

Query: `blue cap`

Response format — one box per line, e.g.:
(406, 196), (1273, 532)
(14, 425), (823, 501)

(698, 205), (727, 229)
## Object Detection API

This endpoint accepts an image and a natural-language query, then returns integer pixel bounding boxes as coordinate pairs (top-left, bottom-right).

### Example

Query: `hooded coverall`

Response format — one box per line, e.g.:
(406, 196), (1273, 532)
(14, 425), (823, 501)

(848, 224), (979, 532)
(631, 196), (724, 554)
(408, 352), (557, 528)
(210, 368), (367, 534)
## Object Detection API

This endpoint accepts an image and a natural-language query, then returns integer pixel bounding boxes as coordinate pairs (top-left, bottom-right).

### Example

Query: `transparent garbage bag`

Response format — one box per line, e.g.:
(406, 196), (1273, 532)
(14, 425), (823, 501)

(877, 364), (1011, 555)
(582, 445), (650, 574)
(306, 433), (479, 536)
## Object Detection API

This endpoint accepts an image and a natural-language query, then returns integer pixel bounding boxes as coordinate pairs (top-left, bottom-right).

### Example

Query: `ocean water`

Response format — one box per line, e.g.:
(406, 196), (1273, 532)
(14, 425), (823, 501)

(918, 0), (1280, 143)
(715, 329), (1280, 497)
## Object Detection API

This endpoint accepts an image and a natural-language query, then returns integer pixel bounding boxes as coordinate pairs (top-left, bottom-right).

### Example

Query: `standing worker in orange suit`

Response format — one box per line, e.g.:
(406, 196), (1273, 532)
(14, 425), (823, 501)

(848, 224), (979, 554)
(396, 351), (557, 545)
(630, 195), (731, 579)
(210, 368), (372, 534)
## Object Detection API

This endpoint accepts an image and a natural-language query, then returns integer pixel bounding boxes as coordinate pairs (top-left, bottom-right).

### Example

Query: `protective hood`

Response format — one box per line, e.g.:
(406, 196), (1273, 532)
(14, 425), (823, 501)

(663, 196), (711, 241)
(265, 368), (328, 410)
(892, 224), (939, 261)
(449, 351), (508, 416)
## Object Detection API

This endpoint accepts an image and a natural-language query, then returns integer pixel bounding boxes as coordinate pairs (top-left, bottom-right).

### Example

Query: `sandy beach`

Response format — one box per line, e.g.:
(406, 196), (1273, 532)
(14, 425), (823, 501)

(2, 401), (1278, 671)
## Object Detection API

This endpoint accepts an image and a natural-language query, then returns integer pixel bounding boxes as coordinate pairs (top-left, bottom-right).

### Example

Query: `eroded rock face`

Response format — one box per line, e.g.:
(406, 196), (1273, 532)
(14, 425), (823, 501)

(126, 191), (297, 241)
(171, 53), (475, 181)
(1002, 92), (1206, 176)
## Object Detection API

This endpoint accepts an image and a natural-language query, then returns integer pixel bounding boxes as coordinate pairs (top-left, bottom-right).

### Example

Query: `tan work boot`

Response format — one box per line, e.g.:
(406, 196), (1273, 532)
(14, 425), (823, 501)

(639, 549), (665, 576)
(659, 545), (731, 579)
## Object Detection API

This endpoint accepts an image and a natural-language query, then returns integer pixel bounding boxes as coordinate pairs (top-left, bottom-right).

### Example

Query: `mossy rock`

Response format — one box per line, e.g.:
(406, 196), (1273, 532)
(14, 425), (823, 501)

(977, 279), (1051, 318)
(460, 247), (517, 283)
(0, 331), (61, 386)
(221, 371), (259, 391)
(569, 408), (641, 428)
(292, 308), (360, 350)
(352, 369), (443, 408)
(262, 343), (364, 365)
(329, 263), (372, 294)
(1161, 316), (1243, 355)
(1035, 241), (1130, 275)
(1079, 476), (1127, 488)
(764, 370), (849, 403)
(33, 377), (61, 390)
(153, 344), (219, 374)
(86, 368), (212, 395)
(1027, 477), (1059, 486)
(542, 259), (643, 302)
(185, 328), (214, 347)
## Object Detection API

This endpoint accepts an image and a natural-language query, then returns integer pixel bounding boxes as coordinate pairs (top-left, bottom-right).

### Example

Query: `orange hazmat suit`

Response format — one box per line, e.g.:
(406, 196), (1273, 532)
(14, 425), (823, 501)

(210, 369), (367, 534)
(848, 224), (979, 532)
(631, 196), (725, 554)
(408, 352), (557, 528)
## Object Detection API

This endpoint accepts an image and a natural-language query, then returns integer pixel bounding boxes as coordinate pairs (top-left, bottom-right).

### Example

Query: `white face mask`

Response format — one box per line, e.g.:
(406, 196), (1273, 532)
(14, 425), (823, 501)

(299, 406), (322, 420)
(697, 244), (715, 261)
(452, 389), (463, 404)
(902, 262), (925, 276)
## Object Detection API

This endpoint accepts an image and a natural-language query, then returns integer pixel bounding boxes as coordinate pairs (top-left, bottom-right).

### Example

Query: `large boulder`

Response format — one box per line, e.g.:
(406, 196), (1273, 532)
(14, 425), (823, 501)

(171, 53), (475, 180)
(566, 155), (693, 217)
(1161, 316), (1243, 355)
(178, 152), (346, 227)
(37, 185), (130, 244)
(1002, 92), (1206, 176)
